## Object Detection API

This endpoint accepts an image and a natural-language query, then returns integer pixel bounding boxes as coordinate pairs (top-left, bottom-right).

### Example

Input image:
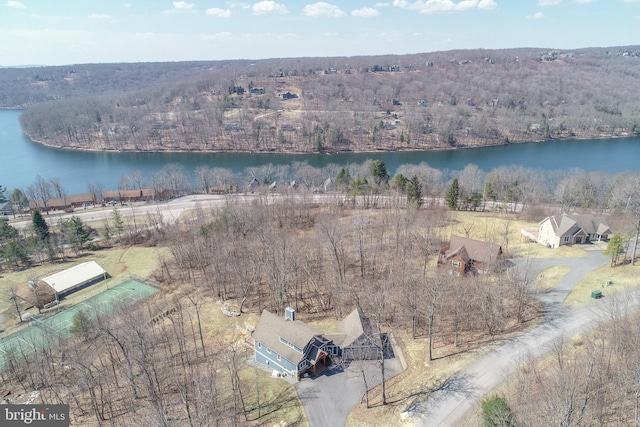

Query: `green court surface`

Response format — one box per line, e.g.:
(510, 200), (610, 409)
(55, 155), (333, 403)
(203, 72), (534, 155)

(0, 280), (158, 369)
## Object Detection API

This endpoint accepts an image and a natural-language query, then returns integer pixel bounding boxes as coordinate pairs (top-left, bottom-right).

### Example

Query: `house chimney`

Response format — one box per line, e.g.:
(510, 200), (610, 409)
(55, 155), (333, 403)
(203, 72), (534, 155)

(285, 307), (295, 321)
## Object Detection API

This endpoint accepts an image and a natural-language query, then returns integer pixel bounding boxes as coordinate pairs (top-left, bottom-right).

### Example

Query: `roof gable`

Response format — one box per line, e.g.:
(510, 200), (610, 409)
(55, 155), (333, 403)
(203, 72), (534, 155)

(335, 308), (373, 347)
(447, 235), (502, 265)
(544, 213), (612, 238)
(253, 310), (322, 365)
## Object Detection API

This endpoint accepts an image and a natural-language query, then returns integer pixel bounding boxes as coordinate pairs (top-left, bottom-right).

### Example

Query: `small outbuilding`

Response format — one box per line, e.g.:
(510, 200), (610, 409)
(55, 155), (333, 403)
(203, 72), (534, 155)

(41, 261), (108, 297)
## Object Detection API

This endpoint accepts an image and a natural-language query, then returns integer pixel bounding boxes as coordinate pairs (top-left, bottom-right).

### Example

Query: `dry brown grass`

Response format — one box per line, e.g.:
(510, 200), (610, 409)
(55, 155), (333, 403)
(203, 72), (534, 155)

(0, 246), (169, 314)
(565, 262), (640, 306)
(442, 211), (586, 259)
(345, 329), (533, 427)
(536, 266), (571, 293)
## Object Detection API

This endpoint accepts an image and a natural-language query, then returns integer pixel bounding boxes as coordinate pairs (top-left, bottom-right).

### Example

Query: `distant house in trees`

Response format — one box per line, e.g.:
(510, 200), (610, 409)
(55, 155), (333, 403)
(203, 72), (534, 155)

(250, 87), (266, 94)
(537, 213), (612, 248)
(102, 189), (154, 204)
(252, 307), (381, 379)
(29, 193), (96, 212)
(246, 178), (261, 192)
(0, 201), (12, 216)
(437, 235), (504, 276)
(281, 92), (299, 100)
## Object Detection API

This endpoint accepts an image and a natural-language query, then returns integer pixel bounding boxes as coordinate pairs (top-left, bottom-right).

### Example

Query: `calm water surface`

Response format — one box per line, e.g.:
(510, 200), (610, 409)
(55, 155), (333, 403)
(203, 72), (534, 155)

(2, 109), (640, 194)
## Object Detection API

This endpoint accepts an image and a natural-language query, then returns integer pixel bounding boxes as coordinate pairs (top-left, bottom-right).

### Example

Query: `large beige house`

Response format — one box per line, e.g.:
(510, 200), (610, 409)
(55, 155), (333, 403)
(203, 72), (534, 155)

(538, 213), (612, 248)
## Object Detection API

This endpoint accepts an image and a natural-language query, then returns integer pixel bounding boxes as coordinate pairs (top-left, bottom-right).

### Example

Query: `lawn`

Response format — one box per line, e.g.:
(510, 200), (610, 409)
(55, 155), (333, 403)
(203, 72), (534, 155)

(0, 246), (170, 321)
(442, 211), (587, 259)
(565, 262), (640, 306)
(535, 266), (571, 293)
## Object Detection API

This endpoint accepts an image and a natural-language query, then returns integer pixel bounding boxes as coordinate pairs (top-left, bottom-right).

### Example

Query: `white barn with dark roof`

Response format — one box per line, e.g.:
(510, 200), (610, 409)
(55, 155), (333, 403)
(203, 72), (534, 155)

(41, 261), (107, 296)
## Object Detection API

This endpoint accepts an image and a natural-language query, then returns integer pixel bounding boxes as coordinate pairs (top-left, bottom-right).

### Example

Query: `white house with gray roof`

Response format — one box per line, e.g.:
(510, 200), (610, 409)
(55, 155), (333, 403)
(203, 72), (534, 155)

(538, 213), (612, 248)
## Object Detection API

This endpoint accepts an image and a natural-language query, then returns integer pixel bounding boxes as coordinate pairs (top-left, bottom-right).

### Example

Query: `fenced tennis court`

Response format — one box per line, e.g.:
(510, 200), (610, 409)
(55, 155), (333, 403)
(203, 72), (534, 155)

(0, 279), (158, 370)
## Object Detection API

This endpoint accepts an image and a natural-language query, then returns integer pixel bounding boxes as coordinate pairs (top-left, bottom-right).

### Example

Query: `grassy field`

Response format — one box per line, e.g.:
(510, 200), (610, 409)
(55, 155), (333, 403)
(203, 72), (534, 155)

(565, 262), (640, 306)
(0, 246), (170, 321)
(535, 266), (571, 293)
(443, 211), (587, 259)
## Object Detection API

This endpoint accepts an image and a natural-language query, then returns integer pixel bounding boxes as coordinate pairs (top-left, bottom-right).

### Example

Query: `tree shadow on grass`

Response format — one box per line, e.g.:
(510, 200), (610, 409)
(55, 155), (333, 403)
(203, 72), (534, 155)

(247, 388), (302, 424)
(386, 374), (476, 413)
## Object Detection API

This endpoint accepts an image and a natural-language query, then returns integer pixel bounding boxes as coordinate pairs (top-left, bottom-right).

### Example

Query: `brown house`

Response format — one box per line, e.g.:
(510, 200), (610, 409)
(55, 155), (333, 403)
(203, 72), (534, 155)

(29, 193), (96, 212)
(102, 189), (154, 203)
(437, 235), (504, 276)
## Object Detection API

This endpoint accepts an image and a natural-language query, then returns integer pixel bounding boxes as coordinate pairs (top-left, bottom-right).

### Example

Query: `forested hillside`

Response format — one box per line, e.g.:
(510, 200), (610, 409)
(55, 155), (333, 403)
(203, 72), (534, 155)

(5, 46), (640, 153)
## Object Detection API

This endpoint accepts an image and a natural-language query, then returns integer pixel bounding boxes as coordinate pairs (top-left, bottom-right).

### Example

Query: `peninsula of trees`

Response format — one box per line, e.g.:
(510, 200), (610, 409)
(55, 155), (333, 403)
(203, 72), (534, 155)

(2, 46), (640, 153)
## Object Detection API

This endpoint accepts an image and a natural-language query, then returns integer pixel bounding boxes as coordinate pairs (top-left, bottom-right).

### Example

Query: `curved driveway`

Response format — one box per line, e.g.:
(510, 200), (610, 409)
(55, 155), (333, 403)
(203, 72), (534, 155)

(415, 248), (620, 426)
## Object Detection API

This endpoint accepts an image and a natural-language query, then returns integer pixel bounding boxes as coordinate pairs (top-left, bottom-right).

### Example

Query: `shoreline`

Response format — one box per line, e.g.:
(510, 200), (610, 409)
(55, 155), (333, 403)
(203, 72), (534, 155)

(21, 130), (638, 156)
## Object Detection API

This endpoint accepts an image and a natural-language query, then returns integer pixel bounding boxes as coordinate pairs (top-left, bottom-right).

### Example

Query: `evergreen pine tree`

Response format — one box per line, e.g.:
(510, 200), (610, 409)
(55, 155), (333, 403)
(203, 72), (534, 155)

(406, 174), (424, 208)
(370, 159), (390, 186)
(31, 209), (49, 242)
(445, 178), (460, 210)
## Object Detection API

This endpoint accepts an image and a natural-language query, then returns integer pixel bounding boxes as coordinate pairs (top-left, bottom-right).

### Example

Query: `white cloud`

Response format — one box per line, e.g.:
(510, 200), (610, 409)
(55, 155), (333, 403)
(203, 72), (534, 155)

(202, 32), (233, 40)
(375, 2), (391, 6)
(124, 3), (131, 8)
(206, 8), (232, 17)
(303, 2), (347, 17)
(575, 0), (596, 3)
(478, 0), (497, 9)
(90, 13), (111, 19)
(393, 0), (497, 13)
(352, 7), (380, 17)
(537, 0), (561, 5)
(252, 1), (288, 14)
(443, 37), (453, 43)
(527, 11), (544, 19)
(7, 1), (27, 9)
(173, 1), (194, 10)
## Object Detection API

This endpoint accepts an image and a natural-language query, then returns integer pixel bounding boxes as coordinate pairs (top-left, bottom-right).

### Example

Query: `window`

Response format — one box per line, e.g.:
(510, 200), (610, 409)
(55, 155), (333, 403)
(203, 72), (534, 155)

(277, 354), (281, 361)
(257, 342), (262, 349)
(266, 347), (271, 354)
(564, 236), (570, 242)
(451, 260), (462, 268)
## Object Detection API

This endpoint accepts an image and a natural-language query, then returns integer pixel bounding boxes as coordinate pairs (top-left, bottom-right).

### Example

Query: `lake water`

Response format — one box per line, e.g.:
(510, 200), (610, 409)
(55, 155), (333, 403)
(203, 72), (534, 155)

(2, 109), (640, 194)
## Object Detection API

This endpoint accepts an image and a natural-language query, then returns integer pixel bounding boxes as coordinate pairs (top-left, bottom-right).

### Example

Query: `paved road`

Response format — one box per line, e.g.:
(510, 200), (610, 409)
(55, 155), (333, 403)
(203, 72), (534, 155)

(9, 193), (352, 231)
(413, 248), (626, 426)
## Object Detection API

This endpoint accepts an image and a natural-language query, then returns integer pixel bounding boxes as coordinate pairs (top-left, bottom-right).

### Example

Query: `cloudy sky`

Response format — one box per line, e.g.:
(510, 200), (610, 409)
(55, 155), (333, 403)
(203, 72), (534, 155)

(1, 0), (639, 66)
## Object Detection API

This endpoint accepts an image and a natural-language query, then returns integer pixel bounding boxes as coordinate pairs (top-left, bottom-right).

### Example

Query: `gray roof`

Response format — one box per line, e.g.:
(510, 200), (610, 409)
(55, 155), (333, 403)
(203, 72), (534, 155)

(543, 213), (611, 238)
(252, 310), (322, 365)
(324, 308), (374, 348)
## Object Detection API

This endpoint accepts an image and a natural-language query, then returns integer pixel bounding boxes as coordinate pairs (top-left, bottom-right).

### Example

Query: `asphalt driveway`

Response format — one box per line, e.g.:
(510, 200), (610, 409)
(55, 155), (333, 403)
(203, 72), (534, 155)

(296, 357), (403, 427)
(413, 248), (633, 426)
